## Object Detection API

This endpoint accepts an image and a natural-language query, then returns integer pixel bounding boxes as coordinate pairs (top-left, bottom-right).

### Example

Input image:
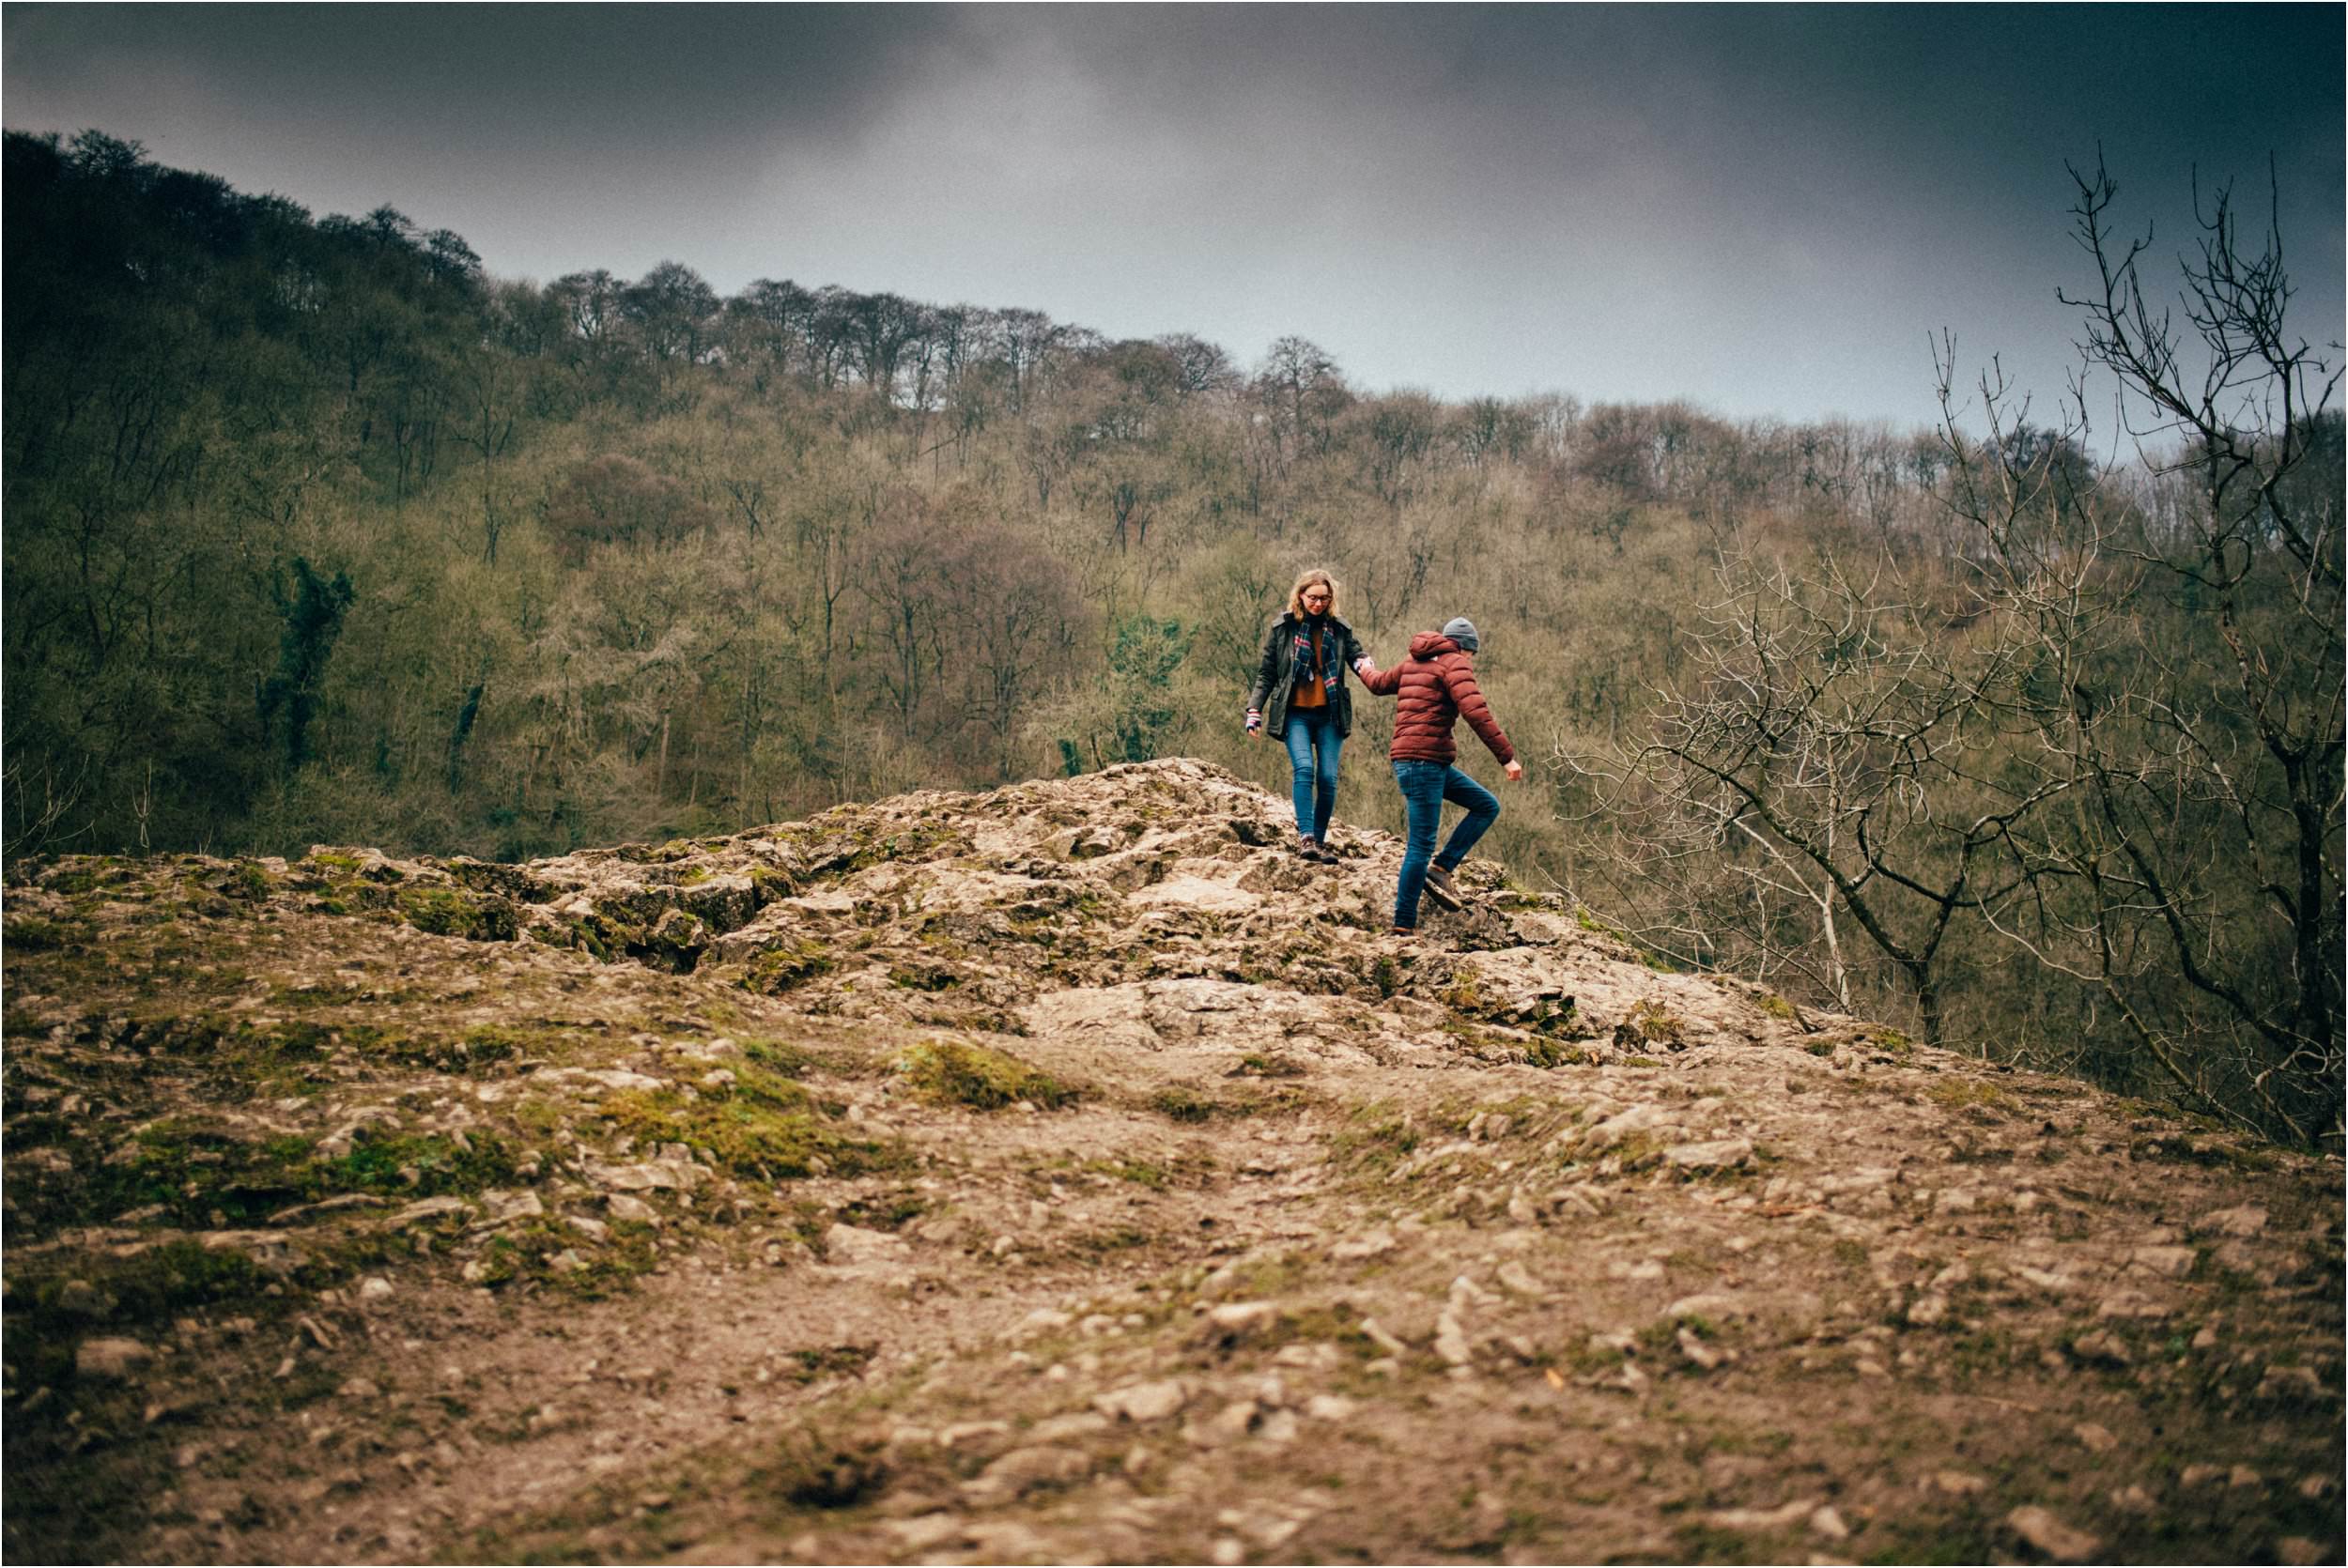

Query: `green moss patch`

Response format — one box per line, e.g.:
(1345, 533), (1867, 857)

(1230, 1053), (1306, 1079)
(223, 862), (275, 901)
(467, 1216), (664, 1299)
(37, 862), (122, 896)
(1522, 1034), (1597, 1068)
(24, 1114), (523, 1237)
(1149, 1085), (1222, 1122)
(116, 1015), (563, 1097)
(892, 1038), (1079, 1110)
(599, 1064), (870, 1177)
(740, 1038), (823, 1076)
(741, 940), (836, 994)
(3, 913), (89, 950)
(396, 883), (518, 942)
(1927, 1078), (2017, 1114)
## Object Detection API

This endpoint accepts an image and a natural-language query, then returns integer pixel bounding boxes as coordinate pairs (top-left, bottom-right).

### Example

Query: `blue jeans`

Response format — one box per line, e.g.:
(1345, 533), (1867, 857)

(1392, 760), (1499, 927)
(1282, 708), (1343, 842)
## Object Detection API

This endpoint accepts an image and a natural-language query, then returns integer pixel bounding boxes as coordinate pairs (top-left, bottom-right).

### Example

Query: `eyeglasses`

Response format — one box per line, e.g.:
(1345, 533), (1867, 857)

(1303, 592), (1332, 605)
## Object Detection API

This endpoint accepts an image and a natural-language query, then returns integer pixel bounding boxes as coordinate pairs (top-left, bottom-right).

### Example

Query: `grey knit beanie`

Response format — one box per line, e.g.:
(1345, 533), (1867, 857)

(1441, 616), (1479, 653)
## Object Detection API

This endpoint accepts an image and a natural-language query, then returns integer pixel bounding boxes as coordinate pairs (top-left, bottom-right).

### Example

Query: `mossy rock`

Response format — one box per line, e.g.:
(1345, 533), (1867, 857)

(742, 940), (835, 994)
(888, 961), (964, 992)
(442, 857), (551, 903)
(396, 883), (519, 942)
(747, 864), (797, 901)
(222, 862), (275, 902)
(678, 876), (757, 932)
(1522, 1038), (1597, 1068)
(641, 908), (710, 973)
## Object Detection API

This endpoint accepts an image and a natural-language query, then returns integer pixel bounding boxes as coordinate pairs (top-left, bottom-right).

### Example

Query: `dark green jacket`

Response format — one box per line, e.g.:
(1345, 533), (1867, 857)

(1248, 611), (1370, 739)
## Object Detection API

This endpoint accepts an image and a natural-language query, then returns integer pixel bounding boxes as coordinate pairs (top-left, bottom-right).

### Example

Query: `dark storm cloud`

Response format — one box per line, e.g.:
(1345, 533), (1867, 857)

(6, 3), (2340, 426)
(4, 4), (964, 155)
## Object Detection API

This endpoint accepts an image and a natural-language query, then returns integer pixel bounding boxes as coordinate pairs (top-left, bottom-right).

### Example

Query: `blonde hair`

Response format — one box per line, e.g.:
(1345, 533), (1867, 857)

(1287, 568), (1338, 619)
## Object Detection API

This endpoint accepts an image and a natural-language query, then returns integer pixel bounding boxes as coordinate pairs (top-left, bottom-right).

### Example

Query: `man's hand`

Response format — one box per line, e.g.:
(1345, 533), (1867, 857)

(1504, 759), (1525, 782)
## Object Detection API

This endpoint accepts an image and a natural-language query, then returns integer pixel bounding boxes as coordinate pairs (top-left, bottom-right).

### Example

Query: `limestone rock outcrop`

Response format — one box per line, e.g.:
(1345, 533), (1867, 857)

(4, 760), (2339, 1565)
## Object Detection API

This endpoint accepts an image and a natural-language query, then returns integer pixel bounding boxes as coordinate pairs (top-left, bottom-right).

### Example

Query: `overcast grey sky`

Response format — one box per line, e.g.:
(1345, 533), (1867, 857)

(6, 4), (2341, 430)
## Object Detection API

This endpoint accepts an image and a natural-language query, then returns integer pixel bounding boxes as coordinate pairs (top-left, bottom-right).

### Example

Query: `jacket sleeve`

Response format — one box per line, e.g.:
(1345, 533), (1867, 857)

(1443, 657), (1515, 764)
(1360, 654), (1403, 697)
(1339, 624), (1374, 681)
(1247, 617), (1286, 714)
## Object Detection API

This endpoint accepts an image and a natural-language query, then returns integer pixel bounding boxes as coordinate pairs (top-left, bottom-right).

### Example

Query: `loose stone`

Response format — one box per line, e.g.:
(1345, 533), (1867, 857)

(1432, 1311), (1473, 1367)
(75, 1337), (154, 1380)
(2005, 1505), (2100, 1563)
(607, 1193), (663, 1227)
(1093, 1379), (1189, 1424)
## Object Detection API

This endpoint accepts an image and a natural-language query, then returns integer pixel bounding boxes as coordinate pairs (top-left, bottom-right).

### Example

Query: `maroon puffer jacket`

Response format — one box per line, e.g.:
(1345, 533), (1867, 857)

(1361, 633), (1515, 765)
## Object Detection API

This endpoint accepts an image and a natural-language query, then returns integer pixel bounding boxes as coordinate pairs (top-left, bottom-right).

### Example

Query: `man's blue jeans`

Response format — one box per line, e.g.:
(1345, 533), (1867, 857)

(1282, 708), (1343, 842)
(1392, 759), (1499, 927)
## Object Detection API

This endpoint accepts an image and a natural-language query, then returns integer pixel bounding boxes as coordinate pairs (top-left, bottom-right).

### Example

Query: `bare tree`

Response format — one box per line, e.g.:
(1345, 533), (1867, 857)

(1561, 158), (2340, 1145)
(726, 278), (817, 391)
(3, 754), (95, 863)
(622, 261), (721, 366)
(1560, 536), (2063, 1043)
(994, 308), (1073, 418)
(854, 493), (947, 734)
(451, 339), (517, 561)
(1938, 158), (2343, 1143)
(842, 291), (932, 404)
(1253, 336), (1350, 461)
(1155, 332), (1241, 399)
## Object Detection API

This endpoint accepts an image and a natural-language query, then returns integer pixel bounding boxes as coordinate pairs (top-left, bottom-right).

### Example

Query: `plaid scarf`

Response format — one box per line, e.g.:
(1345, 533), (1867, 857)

(1291, 619), (1339, 698)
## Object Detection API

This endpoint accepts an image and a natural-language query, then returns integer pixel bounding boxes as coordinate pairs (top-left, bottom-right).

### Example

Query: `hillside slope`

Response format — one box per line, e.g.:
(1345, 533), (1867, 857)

(4, 759), (2340, 1564)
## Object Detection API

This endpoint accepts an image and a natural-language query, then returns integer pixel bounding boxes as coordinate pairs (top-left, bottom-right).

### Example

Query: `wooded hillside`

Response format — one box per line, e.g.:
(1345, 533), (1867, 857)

(4, 131), (2337, 1143)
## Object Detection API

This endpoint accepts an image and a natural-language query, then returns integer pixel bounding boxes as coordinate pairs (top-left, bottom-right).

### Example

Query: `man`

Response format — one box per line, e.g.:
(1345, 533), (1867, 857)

(1360, 616), (1523, 935)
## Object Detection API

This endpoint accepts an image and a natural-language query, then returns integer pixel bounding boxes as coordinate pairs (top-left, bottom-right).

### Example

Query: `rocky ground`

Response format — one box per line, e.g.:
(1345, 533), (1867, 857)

(3, 758), (2340, 1565)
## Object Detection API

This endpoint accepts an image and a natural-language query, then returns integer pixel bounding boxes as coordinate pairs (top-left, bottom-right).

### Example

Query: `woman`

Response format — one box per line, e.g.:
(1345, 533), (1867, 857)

(1246, 568), (1376, 863)
(1360, 615), (1524, 934)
